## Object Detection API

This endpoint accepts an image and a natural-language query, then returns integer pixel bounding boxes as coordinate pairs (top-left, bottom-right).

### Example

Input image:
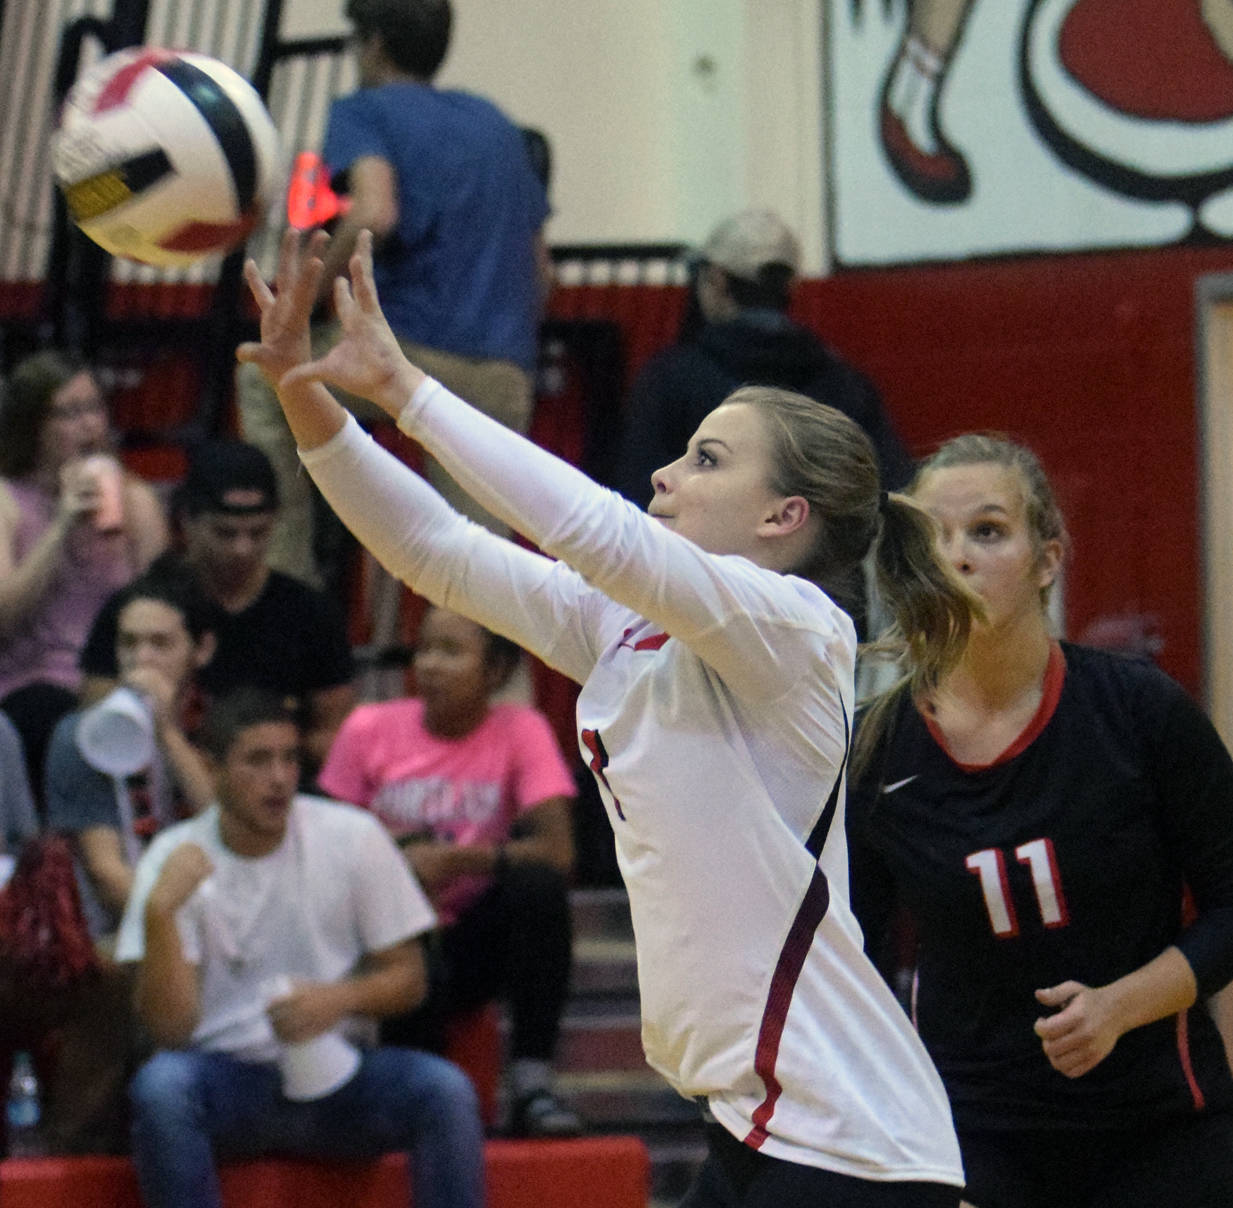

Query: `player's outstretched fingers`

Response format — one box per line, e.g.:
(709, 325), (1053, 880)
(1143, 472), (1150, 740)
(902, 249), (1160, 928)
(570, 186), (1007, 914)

(350, 228), (382, 312)
(242, 259), (273, 312)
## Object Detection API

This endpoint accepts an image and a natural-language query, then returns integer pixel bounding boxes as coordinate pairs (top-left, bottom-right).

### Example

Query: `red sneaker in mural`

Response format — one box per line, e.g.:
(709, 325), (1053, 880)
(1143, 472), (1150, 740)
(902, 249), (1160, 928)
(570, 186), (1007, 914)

(1058, 0), (1233, 122)
(878, 36), (972, 204)
(879, 98), (972, 203)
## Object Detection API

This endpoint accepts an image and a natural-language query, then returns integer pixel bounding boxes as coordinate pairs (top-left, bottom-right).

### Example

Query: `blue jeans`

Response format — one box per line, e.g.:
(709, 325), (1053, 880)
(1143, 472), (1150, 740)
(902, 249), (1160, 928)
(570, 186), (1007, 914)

(129, 1047), (485, 1208)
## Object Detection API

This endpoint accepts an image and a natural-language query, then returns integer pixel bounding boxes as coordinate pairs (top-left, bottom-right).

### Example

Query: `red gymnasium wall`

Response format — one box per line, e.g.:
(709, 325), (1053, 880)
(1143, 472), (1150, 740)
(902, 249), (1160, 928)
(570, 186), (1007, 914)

(555, 243), (1233, 696)
(3, 241), (1228, 707)
(784, 243), (1233, 697)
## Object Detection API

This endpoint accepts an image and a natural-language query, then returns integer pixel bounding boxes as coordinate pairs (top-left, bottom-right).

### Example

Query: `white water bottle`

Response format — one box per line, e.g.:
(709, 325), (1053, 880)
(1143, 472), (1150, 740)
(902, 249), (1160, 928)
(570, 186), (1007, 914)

(6, 1050), (43, 1157)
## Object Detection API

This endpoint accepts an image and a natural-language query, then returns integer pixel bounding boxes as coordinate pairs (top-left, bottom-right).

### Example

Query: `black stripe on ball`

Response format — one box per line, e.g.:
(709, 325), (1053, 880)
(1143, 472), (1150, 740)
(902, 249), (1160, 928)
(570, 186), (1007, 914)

(124, 148), (176, 192)
(62, 149), (175, 221)
(155, 57), (258, 211)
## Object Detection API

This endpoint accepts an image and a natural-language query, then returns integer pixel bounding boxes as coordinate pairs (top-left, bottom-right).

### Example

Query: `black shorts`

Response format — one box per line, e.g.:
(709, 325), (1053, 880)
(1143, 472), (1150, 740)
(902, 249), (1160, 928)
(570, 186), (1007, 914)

(958, 1112), (1233, 1208)
(680, 1122), (961, 1208)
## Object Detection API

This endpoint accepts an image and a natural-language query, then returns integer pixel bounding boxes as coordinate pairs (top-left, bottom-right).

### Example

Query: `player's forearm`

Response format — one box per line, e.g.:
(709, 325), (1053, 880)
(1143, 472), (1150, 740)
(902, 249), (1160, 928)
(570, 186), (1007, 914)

(275, 375), (349, 452)
(300, 415), (472, 593)
(1104, 945), (1198, 1037)
(301, 415), (592, 677)
(397, 377), (601, 551)
(396, 379), (800, 693)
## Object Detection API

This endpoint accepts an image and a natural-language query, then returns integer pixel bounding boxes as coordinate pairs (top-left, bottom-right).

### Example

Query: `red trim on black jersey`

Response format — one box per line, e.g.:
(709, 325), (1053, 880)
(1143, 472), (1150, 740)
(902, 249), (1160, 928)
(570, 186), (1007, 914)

(924, 642), (1066, 772)
(744, 866), (831, 1149)
(1177, 1010), (1206, 1110)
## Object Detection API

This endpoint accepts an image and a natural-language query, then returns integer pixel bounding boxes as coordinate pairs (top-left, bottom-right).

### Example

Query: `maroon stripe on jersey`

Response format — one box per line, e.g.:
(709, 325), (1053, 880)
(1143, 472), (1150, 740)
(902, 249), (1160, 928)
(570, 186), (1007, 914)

(617, 625), (669, 653)
(1176, 1010), (1206, 1110)
(806, 702), (848, 859)
(744, 866), (830, 1149)
(581, 727), (625, 820)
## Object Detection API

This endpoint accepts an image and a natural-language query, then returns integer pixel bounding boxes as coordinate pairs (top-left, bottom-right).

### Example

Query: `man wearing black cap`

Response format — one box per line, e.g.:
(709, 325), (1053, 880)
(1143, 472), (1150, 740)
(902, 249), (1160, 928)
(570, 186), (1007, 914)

(79, 440), (354, 781)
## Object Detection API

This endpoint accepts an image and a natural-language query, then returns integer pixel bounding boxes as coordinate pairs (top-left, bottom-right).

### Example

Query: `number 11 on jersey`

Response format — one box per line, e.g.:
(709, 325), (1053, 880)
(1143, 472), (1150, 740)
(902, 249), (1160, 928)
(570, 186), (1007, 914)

(966, 838), (1070, 938)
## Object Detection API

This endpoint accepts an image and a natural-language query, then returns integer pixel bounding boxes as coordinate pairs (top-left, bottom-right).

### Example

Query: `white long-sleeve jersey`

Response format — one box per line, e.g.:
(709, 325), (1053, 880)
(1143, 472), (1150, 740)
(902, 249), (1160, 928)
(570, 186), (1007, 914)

(301, 380), (962, 1186)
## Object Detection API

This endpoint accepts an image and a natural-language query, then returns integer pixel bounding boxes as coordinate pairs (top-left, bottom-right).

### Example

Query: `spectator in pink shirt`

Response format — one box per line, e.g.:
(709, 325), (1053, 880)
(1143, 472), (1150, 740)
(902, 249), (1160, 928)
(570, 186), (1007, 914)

(319, 605), (581, 1137)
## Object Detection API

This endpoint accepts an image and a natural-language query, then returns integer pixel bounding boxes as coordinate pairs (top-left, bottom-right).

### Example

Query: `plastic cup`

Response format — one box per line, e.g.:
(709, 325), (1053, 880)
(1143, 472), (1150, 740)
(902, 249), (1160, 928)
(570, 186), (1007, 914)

(261, 976), (361, 1101)
(81, 453), (125, 533)
(75, 686), (156, 777)
(279, 1030), (362, 1101)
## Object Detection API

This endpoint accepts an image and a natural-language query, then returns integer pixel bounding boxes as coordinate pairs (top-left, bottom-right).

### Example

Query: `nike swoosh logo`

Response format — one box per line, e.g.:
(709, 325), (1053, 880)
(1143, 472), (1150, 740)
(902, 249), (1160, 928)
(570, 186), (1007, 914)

(882, 775), (919, 794)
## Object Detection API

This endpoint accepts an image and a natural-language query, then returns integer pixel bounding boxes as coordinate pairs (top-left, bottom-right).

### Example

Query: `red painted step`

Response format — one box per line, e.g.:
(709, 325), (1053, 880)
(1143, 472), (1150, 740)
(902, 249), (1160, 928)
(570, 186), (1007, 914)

(0, 1139), (649, 1208)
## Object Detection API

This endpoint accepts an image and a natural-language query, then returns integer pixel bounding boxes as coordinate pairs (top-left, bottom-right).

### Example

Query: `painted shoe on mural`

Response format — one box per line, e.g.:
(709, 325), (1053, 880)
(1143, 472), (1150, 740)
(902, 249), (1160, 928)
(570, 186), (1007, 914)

(878, 83), (972, 204)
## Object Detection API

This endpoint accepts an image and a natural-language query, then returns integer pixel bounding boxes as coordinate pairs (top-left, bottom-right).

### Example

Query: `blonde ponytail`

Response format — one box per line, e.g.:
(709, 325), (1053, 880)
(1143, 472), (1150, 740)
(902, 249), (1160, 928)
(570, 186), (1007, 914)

(851, 491), (984, 781)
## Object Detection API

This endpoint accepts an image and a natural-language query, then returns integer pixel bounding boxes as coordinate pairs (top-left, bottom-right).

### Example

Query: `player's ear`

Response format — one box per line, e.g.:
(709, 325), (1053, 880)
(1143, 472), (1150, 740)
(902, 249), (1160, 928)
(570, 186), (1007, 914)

(1036, 538), (1063, 592)
(759, 495), (810, 538)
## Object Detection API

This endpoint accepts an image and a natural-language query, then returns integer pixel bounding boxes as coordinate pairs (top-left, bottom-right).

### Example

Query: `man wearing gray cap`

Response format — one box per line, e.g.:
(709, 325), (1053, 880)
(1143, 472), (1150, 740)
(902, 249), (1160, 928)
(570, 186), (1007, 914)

(614, 210), (912, 530)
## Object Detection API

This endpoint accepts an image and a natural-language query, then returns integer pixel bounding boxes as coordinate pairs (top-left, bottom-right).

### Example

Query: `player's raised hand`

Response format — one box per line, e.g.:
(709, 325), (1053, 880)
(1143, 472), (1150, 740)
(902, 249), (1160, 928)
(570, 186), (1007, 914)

(280, 229), (426, 420)
(1033, 980), (1120, 1078)
(236, 228), (328, 387)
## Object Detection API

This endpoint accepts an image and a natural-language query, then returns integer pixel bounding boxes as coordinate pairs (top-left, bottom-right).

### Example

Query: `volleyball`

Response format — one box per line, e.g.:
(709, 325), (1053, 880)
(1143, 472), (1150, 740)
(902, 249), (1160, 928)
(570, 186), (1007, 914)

(50, 47), (282, 267)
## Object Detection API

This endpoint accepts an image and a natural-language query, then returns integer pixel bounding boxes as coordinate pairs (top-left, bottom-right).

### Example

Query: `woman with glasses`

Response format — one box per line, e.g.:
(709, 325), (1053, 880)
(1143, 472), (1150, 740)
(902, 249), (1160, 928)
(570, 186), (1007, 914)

(0, 351), (167, 803)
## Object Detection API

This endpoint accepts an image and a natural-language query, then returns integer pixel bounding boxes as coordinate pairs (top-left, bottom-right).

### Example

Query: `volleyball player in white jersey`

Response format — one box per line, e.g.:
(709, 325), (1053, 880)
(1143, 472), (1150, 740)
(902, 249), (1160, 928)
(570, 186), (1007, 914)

(238, 230), (978, 1207)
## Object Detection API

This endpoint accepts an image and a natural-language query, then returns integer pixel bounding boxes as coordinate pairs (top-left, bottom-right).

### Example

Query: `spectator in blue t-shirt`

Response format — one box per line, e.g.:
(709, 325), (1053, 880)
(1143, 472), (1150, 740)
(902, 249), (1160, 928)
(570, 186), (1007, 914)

(238, 0), (551, 590)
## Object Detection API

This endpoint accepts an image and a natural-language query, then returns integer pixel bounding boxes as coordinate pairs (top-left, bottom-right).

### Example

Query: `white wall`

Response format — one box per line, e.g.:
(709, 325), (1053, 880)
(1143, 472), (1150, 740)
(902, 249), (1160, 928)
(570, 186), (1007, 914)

(281, 0), (828, 270)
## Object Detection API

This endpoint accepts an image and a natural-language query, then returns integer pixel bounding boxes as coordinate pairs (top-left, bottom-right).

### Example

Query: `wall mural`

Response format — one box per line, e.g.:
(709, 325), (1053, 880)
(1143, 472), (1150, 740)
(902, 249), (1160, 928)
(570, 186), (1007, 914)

(826, 0), (1233, 265)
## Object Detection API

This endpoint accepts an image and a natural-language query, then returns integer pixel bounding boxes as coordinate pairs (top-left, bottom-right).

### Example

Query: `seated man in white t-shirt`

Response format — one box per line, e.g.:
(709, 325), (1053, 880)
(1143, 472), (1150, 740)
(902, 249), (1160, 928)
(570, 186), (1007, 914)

(115, 688), (484, 1208)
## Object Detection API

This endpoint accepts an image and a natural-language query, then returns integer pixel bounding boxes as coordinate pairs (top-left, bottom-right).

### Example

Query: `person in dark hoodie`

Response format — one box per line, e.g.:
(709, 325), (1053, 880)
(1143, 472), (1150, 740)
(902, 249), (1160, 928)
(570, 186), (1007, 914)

(614, 209), (912, 511)
(612, 210), (911, 636)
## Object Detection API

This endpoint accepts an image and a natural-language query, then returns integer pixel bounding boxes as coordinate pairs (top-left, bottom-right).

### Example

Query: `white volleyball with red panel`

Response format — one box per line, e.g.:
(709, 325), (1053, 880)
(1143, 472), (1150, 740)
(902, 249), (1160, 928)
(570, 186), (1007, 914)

(51, 47), (282, 267)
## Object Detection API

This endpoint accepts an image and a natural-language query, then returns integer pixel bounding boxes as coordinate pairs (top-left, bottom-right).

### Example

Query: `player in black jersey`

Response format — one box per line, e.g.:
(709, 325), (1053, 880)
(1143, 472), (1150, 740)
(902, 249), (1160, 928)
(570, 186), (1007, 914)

(849, 434), (1233, 1208)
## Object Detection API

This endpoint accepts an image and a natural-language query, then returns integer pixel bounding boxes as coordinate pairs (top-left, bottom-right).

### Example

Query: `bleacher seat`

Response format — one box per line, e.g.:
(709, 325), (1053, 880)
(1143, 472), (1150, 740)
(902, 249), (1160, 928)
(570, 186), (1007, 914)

(443, 1003), (503, 1128)
(0, 1137), (649, 1208)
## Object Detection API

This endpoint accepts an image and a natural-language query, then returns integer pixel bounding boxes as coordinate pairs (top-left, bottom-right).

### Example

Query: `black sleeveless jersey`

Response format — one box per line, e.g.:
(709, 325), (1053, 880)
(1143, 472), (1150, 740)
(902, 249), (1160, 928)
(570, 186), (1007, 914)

(848, 643), (1233, 1132)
